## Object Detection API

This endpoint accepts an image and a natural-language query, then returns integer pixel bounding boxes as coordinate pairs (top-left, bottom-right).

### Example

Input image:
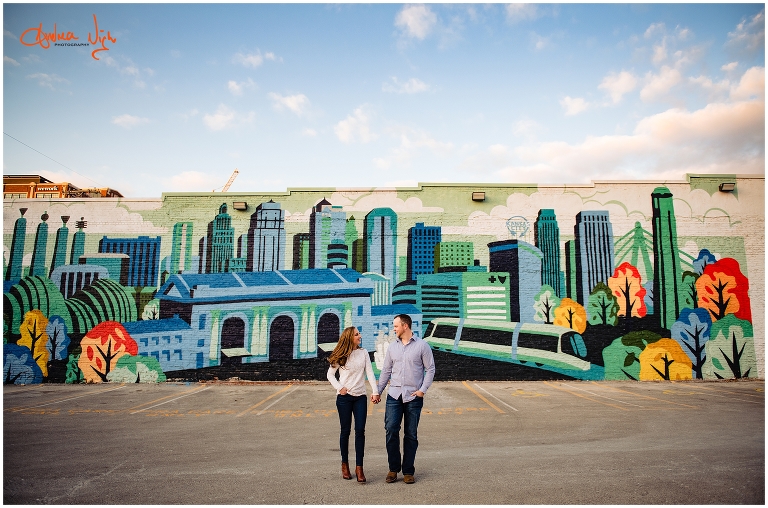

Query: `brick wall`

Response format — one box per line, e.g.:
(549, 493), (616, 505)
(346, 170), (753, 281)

(3, 174), (764, 383)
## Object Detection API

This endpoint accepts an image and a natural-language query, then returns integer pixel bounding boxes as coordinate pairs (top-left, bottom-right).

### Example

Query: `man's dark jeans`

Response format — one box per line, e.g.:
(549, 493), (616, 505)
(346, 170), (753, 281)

(336, 394), (368, 465)
(384, 394), (424, 475)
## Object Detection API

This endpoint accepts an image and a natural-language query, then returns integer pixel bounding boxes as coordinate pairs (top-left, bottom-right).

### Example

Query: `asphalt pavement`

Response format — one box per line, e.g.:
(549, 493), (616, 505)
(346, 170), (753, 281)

(3, 379), (765, 505)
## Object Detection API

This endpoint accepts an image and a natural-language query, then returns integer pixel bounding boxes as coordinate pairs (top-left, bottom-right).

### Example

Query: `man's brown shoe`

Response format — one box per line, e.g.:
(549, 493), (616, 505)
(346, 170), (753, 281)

(385, 471), (398, 483)
(403, 474), (415, 484)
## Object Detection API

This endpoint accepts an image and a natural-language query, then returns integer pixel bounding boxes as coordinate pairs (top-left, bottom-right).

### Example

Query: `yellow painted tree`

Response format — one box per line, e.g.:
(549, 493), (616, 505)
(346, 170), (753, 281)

(639, 338), (692, 381)
(18, 310), (50, 377)
(553, 298), (587, 333)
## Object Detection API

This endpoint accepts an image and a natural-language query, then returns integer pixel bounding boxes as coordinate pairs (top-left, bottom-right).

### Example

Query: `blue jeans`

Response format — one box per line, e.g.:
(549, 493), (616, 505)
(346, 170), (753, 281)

(384, 394), (424, 475)
(336, 394), (368, 466)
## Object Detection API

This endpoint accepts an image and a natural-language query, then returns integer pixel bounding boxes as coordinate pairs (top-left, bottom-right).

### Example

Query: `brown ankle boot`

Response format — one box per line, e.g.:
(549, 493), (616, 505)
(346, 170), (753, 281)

(355, 465), (366, 483)
(341, 462), (352, 480)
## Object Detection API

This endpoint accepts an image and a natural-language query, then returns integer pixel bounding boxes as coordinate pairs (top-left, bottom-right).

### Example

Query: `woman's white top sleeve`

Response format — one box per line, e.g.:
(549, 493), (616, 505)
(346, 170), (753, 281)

(327, 349), (379, 396)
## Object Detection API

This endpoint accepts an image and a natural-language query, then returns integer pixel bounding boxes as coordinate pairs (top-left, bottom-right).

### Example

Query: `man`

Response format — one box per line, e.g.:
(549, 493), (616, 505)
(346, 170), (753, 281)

(372, 314), (435, 484)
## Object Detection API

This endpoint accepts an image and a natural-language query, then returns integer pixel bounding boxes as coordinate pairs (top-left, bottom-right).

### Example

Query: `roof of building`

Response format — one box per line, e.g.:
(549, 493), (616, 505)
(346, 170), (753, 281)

(122, 316), (191, 335)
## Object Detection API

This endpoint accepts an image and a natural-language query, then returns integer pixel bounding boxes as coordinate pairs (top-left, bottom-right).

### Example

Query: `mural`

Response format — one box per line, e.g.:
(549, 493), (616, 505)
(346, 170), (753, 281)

(3, 176), (764, 383)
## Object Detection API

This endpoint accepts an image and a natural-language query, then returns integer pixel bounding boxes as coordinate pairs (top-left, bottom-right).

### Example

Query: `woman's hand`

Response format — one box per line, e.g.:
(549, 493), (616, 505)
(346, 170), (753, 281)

(339, 387), (348, 395)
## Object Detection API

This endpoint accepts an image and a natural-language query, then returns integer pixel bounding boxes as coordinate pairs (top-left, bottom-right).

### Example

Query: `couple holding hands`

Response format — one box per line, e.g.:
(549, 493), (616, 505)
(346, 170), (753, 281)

(326, 314), (435, 484)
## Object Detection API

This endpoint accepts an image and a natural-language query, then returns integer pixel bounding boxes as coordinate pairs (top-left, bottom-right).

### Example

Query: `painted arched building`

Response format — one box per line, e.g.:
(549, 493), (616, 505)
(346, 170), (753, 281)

(156, 268), (375, 367)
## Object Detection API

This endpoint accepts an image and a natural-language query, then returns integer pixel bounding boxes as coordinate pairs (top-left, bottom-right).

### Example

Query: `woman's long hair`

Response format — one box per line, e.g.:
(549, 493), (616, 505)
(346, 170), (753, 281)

(327, 326), (358, 368)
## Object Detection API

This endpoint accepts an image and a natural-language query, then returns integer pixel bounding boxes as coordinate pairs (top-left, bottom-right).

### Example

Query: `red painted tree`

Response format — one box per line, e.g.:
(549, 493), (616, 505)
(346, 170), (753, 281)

(78, 322), (138, 383)
(608, 262), (647, 330)
(696, 258), (751, 323)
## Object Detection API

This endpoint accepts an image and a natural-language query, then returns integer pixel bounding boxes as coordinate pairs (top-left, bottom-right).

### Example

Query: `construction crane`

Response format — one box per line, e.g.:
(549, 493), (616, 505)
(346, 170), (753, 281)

(214, 169), (239, 192)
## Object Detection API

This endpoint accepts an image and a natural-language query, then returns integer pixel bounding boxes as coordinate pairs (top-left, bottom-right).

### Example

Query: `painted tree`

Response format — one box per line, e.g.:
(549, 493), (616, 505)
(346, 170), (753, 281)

(17, 310), (50, 377)
(3, 276), (72, 340)
(602, 330), (661, 381)
(553, 298), (587, 333)
(78, 322), (139, 383)
(45, 315), (72, 383)
(107, 355), (167, 383)
(607, 262), (647, 330)
(65, 348), (84, 384)
(45, 315), (71, 361)
(696, 258), (751, 323)
(702, 315), (756, 380)
(639, 339), (692, 381)
(693, 249), (717, 275)
(643, 280), (654, 316)
(587, 282), (618, 326)
(670, 308), (711, 379)
(4, 344), (43, 384)
(533, 285), (560, 325)
(680, 271), (699, 310)
(142, 299), (161, 321)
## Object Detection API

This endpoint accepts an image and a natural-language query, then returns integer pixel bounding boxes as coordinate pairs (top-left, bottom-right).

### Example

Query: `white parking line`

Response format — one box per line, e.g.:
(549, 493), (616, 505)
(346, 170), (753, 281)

(257, 386), (300, 416)
(130, 386), (211, 414)
(11, 384), (127, 410)
(473, 383), (519, 412)
(562, 383), (644, 407)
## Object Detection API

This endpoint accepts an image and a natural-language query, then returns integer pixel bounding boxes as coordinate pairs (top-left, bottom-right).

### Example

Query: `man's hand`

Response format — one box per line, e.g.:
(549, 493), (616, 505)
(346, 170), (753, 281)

(371, 394), (381, 404)
(412, 390), (424, 398)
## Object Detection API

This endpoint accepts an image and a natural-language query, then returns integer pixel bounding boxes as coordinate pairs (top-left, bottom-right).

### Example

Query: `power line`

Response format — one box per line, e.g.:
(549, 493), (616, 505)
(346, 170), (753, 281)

(3, 132), (102, 187)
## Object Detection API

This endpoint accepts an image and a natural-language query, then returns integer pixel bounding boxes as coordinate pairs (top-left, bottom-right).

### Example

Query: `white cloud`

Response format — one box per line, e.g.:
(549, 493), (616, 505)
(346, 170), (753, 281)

(395, 5), (437, 40)
(651, 39), (668, 65)
(689, 75), (730, 99)
(512, 118), (543, 138)
(727, 9), (765, 52)
(112, 114), (150, 129)
(233, 51), (264, 68)
(203, 104), (255, 131)
(484, 95), (764, 183)
(530, 32), (551, 50)
(4, 29), (17, 38)
(4, 56), (20, 66)
(560, 96), (588, 115)
(373, 127), (453, 170)
(506, 4), (539, 23)
(103, 55), (151, 89)
(302, 128), (317, 137)
(730, 66), (765, 101)
(721, 61), (739, 72)
(640, 65), (681, 102)
(26, 72), (68, 90)
(268, 92), (310, 116)
(181, 108), (199, 120)
(381, 77), (430, 94)
(644, 22), (665, 39)
(163, 171), (223, 192)
(335, 106), (375, 144)
(228, 78), (255, 96)
(598, 70), (638, 104)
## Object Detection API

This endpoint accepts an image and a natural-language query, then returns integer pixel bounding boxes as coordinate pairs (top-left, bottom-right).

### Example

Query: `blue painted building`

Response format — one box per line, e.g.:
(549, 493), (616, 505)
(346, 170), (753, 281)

(99, 235), (162, 287)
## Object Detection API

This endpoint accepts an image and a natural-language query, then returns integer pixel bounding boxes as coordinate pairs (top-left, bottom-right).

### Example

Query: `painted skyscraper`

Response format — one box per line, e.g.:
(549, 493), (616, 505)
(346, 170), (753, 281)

(200, 203), (234, 274)
(5, 208), (28, 281)
(407, 223), (441, 280)
(535, 209), (562, 297)
(488, 239), (543, 323)
(29, 212), (49, 278)
(170, 222), (194, 274)
(69, 217), (87, 264)
(364, 208), (398, 283)
(309, 199), (346, 269)
(99, 235), (162, 287)
(573, 211), (615, 305)
(247, 200), (286, 272)
(49, 216), (70, 276)
(651, 186), (683, 329)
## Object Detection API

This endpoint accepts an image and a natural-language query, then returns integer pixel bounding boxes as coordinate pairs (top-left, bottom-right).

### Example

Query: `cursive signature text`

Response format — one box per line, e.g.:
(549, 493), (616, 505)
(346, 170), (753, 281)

(19, 14), (116, 60)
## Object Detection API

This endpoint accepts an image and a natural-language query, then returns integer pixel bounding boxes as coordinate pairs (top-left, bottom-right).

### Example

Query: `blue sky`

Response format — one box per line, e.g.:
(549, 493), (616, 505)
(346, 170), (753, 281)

(3, 3), (765, 197)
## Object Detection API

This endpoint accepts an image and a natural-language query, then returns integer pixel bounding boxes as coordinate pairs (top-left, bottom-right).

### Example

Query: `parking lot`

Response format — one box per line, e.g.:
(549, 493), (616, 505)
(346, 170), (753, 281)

(4, 380), (765, 504)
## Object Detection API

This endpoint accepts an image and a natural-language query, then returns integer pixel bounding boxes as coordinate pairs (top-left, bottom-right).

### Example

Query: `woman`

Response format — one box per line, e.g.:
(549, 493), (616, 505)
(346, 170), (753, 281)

(327, 326), (378, 483)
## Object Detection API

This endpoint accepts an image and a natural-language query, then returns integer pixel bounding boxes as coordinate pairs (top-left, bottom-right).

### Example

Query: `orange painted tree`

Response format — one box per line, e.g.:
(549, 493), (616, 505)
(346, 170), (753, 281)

(553, 298), (587, 333)
(695, 258), (751, 323)
(639, 338), (692, 381)
(78, 321), (139, 383)
(607, 262), (647, 330)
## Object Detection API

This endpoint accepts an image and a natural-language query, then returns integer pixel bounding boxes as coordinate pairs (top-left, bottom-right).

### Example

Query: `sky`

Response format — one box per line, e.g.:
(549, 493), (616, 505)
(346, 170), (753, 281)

(2, 3), (765, 198)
